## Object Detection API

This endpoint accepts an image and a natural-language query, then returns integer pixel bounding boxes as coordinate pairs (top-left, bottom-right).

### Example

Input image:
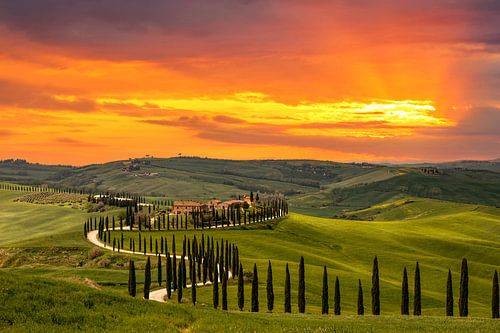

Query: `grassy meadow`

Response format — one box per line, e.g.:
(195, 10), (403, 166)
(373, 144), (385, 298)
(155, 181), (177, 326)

(1, 185), (499, 331)
(1, 270), (499, 333)
(110, 200), (500, 318)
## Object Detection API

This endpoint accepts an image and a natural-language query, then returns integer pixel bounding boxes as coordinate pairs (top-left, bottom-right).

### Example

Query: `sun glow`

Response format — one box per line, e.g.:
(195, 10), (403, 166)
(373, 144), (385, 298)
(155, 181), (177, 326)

(95, 94), (449, 138)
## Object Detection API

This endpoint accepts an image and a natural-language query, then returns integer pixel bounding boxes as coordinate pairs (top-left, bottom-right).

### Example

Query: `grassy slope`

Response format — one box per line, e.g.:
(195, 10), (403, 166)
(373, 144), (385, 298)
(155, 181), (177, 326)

(111, 202), (500, 318)
(0, 188), (141, 291)
(290, 169), (500, 217)
(0, 189), (90, 247)
(1, 270), (499, 333)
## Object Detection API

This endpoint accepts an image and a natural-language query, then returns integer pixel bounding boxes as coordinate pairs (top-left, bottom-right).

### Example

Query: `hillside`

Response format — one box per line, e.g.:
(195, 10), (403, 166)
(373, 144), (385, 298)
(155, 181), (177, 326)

(0, 158), (379, 199)
(290, 168), (500, 216)
(1, 186), (499, 330)
(2, 158), (500, 218)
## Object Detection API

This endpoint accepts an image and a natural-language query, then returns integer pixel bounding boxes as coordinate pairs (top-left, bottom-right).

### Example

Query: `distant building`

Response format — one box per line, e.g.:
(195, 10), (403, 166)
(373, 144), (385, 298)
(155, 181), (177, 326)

(172, 201), (208, 214)
(243, 194), (252, 205)
(220, 199), (244, 208)
(206, 199), (223, 208)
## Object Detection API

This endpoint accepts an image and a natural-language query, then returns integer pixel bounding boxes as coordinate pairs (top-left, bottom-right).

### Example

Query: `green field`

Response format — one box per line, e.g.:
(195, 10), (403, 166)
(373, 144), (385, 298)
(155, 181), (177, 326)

(1, 185), (499, 332)
(109, 200), (500, 318)
(2, 271), (500, 333)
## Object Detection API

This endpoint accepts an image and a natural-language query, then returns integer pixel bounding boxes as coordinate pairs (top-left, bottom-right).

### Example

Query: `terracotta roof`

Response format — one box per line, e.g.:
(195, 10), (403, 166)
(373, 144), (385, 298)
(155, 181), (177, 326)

(173, 201), (205, 207)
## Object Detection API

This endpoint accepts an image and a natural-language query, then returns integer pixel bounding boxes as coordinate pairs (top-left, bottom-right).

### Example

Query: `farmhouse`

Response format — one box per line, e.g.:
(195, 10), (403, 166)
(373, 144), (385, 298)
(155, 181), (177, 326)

(206, 199), (223, 209)
(172, 200), (208, 214)
(220, 199), (245, 208)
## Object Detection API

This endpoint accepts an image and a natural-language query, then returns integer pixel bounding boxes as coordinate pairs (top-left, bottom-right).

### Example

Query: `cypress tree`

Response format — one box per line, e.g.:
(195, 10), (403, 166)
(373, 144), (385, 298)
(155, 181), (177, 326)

(321, 266), (329, 315)
(192, 257), (197, 306)
(284, 263), (291, 313)
(414, 262), (421, 316)
(267, 260), (274, 312)
(371, 256), (380, 315)
(157, 256), (162, 286)
(446, 269), (453, 316)
(166, 253), (172, 299)
(357, 279), (364, 315)
(401, 267), (409, 315)
(238, 263), (244, 311)
(128, 259), (136, 297)
(252, 263), (259, 312)
(492, 270), (499, 319)
(213, 261), (219, 309)
(182, 256), (187, 288)
(459, 258), (468, 317)
(178, 261), (183, 303)
(144, 256), (151, 300)
(222, 272), (228, 310)
(298, 256), (305, 313)
(173, 253), (177, 291)
(334, 276), (341, 315)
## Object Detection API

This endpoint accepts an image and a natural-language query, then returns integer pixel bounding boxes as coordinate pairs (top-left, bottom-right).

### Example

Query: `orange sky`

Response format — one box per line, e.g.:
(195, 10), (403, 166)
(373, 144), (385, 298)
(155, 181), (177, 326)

(1, 1), (499, 165)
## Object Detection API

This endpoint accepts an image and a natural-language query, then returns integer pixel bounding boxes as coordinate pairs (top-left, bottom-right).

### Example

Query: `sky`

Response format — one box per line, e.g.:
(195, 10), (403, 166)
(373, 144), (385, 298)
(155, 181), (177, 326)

(0, 0), (499, 165)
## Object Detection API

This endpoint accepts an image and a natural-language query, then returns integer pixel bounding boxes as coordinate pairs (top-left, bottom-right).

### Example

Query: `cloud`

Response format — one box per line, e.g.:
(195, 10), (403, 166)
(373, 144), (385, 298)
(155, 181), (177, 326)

(1, 0), (499, 61)
(53, 137), (101, 147)
(419, 107), (500, 136)
(137, 105), (500, 160)
(0, 80), (97, 112)
(0, 129), (15, 137)
(213, 115), (247, 124)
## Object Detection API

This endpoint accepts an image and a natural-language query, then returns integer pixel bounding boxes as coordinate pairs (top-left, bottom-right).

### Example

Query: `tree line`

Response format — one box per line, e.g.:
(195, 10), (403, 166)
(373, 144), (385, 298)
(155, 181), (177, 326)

(83, 199), (288, 238)
(0, 182), (86, 194)
(128, 256), (500, 318)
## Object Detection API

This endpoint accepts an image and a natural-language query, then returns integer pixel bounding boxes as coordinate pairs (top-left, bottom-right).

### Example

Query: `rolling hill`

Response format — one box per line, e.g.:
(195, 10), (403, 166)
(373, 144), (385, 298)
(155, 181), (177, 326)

(1, 157), (500, 218)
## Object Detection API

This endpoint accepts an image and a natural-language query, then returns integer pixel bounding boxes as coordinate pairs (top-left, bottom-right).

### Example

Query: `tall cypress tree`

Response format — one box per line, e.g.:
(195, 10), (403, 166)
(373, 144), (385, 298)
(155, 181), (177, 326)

(144, 256), (151, 300)
(157, 256), (162, 286)
(267, 260), (274, 312)
(222, 272), (228, 310)
(459, 258), (469, 317)
(446, 269), (454, 316)
(166, 253), (172, 299)
(213, 261), (219, 309)
(192, 257), (197, 306)
(357, 279), (364, 315)
(321, 266), (329, 315)
(128, 259), (136, 297)
(182, 256), (187, 288)
(298, 256), (305, 313)
(401, 267), (409, 315)
(414, 262), (421, 316)
(177, 261), (183, 303)
(252, 263), (259, 312)
(285, 263), (291, 313)
(173, 253), (177, 291)
(492, 270), (499, 319)
(371, 256), (380, 315)
(238, 263), (244, 311)
(334, 276), (341, 315)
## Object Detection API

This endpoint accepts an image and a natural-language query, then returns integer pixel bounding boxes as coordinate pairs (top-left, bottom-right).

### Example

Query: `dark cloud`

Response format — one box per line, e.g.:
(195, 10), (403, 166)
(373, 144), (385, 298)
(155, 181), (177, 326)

(1, 0), (499, 60)
(0, 0), (274, 59)
(53, 137), (101, 147)
(0, 129), (15, 137)
(101, 102), (185, 117)
(213, 115), (247, 124)
(0, 80), (97, 112)
(420, 107), (500, 136)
